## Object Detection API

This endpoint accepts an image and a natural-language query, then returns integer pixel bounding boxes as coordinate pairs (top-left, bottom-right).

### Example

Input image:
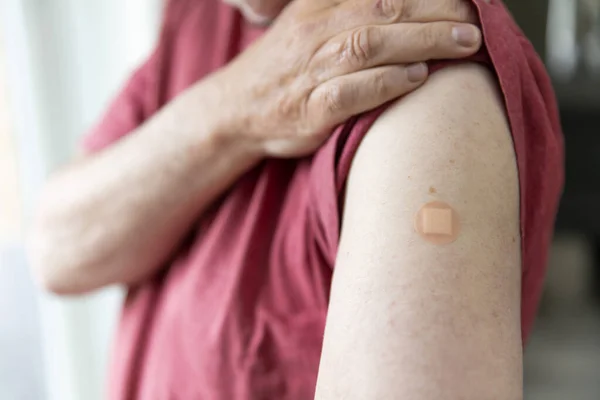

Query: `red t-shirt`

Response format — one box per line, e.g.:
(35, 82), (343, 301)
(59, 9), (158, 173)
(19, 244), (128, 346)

(84, 0), (564, 398)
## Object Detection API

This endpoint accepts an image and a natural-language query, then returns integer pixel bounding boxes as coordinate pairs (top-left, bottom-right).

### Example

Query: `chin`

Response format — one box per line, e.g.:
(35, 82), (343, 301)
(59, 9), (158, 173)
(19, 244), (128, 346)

(223, 0), (274, 26)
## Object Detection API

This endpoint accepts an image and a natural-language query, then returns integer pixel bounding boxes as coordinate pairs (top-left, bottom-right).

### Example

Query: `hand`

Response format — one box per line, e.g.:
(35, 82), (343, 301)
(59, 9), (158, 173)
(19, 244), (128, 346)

(214, 0), (484, 157)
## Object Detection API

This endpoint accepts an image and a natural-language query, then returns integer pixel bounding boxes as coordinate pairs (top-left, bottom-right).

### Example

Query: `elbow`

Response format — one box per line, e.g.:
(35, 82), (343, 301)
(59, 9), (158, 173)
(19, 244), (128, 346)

(28, 248), (78, 296)
(28, 231), (106, 296)
(28, 186), (100, 296)
(30, 264), (81, 296)
(28, 221), (90, 296)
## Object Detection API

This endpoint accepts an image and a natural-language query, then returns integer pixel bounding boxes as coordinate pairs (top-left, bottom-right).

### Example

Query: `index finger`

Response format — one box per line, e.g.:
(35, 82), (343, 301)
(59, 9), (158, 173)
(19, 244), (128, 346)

(318, 0), (483, 40)
(335, 0), (482, 25)
(400, 0), (487, 23)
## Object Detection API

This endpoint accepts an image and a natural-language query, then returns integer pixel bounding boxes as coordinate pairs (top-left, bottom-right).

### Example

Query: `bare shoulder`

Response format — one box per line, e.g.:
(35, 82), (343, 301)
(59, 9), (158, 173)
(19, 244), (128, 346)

(345, 62), (519, 247)
(355, 62), (515, 189)
(315, 63), (522, 399)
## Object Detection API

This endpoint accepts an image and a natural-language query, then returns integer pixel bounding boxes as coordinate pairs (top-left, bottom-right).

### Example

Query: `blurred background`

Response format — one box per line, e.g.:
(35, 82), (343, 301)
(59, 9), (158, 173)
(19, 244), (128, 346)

(0, 0), (599, 399)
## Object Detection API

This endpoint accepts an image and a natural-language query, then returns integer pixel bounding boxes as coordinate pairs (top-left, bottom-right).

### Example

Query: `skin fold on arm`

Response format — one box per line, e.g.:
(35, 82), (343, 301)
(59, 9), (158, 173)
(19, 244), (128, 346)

(315, 63), (523, 400)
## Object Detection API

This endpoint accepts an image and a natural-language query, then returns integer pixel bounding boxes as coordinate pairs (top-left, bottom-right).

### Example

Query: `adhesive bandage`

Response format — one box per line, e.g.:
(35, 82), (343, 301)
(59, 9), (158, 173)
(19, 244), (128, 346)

(414, 201), (460, 244)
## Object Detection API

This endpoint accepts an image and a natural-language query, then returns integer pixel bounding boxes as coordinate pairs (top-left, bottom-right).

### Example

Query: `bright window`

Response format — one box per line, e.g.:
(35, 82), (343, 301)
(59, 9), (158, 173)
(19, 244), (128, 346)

(0, 28), (22, 242)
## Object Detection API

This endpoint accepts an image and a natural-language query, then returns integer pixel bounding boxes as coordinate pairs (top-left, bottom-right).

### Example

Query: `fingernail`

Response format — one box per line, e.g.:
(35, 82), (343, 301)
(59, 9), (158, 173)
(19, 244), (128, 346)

(452, 25), (480, 47)
(407, 63), (428, 82)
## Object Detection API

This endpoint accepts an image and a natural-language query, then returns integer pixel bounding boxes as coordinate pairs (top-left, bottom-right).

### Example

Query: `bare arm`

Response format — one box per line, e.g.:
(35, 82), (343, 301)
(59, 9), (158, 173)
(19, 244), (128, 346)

(315, 64), (523, 399)
(30, 0), (483, 295)
(29, 80), (262, 294)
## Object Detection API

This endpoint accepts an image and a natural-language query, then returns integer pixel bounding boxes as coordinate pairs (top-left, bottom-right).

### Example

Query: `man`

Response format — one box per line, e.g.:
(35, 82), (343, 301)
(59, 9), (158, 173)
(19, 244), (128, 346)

(30, 0), (563, 398)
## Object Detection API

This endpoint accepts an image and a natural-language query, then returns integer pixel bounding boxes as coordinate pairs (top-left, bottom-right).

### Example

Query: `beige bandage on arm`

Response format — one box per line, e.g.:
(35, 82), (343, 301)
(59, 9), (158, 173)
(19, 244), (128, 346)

(414, 201), (460, 244)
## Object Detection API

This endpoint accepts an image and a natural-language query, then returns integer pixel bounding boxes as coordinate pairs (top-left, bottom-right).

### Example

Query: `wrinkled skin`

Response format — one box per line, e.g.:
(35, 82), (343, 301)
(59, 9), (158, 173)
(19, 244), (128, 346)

(212, 0), (484, 157)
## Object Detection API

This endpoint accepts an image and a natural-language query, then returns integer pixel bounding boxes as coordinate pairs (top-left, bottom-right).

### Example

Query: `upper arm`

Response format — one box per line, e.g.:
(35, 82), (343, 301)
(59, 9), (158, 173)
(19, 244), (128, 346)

(315, 64), (522, 399)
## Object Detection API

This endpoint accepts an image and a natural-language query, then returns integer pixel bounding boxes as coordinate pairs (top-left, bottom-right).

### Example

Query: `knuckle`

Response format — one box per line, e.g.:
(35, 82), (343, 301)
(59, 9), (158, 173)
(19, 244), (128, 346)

(419, 25), (440, 51)
(372, 71), (390, 97)
(453, 0), (478, 22)
(396, 0), (413, 20)
(373, 0), (399, 20)
(276, 94), (300, 121)
(339, 27), (374, 68)
(321, 83), (347, 116)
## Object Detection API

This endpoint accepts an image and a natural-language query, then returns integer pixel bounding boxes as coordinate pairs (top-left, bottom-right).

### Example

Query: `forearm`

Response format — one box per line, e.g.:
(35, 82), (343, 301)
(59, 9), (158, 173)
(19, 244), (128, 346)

(29, 0), (486, 295)
(30, 81), (262, 294)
